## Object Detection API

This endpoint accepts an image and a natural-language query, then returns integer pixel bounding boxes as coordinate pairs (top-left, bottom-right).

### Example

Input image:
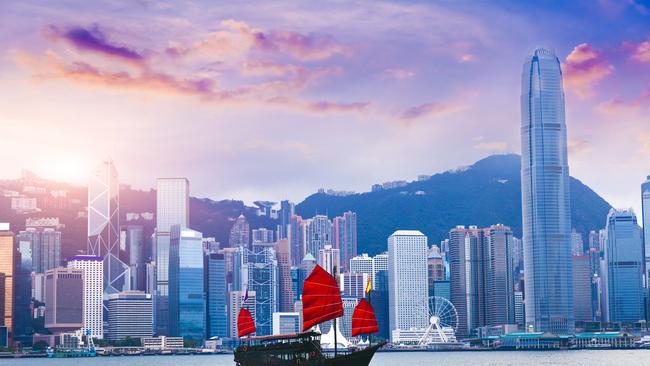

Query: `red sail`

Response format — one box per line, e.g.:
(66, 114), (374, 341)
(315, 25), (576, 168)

(301, 265), (344, 331)
(351, 299), (379, 336)
(238, 308), (256, 337)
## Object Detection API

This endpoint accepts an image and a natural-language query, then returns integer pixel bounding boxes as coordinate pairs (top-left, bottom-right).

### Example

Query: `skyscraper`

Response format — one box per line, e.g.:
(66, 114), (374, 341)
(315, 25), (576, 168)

(67, 255), (104, 339)
(121, 225), (146, 291)
(168, 225), (205, 341)
(241, 245), (278, 336)
(88, 160), (129, 295)
(251, 228), (274, 244)
(602, 209), (644, 323)
(0, 224), (14, 344)
(17, 226), (61, 273)
(318, 244), (340, 275)
(642, 175), (650, 318)
(44, 267), (83, 334)
(305, 215), (331, 258)
(14, 234), (33, 345)
(520, 48), (574, 334)
(155, 177), (189, 336)
(572, 255), (593, 321)
(288, 215), (304, 266)
(206, 252), (228, 339)
(228, 290), (256, 338)
(388, 230), (428, 342)
(276, 239), (294, 312)
(107, 291), (153, 341)
(229, 214), (250, 249)
(484, 224), (515, 328)
(278, 200), (295, 240)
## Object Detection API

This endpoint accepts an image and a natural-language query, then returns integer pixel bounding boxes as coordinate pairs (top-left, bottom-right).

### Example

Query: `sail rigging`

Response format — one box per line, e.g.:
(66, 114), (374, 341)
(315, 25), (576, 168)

(238, 308), (256, 337)
(351, 298), (379, 337)
(301, 265), (344, 331)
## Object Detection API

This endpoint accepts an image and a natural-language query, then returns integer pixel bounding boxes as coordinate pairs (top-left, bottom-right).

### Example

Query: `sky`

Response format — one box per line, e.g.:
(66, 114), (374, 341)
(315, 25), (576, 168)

(1, 0), (649, 214)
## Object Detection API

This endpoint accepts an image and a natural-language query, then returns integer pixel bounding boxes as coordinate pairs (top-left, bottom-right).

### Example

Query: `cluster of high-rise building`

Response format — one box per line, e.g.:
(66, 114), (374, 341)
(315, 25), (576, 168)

(1, 47), (650, 351)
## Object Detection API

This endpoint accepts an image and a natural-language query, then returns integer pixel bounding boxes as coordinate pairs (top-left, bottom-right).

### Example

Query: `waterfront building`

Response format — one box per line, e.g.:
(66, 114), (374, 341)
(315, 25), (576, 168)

(155, 177), (189, 336)
(228, 290), (256, 338)
(602, 209), (644, 322)
(0, 224), (14, 343)
(141, 336), (184, 350)
(14, 233), (33, 345)
(272, 312), (300, 335)
(17, 226), (61, 273)
(642, 176), (650, 320)
(388, 230), (428, 342)
(484, 224), (515, 328)
(67, 255), (104, 339)
(44, 267), (83, 333)
(276, 239), (294, 312)
(374, 269), (390, 340)
(229, 214), (250, 249)
(341, 297), (359, 339)
(241, 245), (278, 336)
(206, 252), (228, 338)
(107, 291), (153, 341)
(169, 226), (205, 341)
(520, 48), (574, 334)
(572, 255), (593, 321)
(514, 291), (525, 329)
(87, 160), (129, 295)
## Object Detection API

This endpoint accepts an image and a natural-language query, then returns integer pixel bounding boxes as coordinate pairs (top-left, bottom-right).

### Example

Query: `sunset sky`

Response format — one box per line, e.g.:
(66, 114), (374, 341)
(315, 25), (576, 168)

(1, 0), (649, 213)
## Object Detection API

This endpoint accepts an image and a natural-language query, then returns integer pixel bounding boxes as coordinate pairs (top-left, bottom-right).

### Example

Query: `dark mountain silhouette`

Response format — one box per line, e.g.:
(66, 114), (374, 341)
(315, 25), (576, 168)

(296, 154), (611, 255)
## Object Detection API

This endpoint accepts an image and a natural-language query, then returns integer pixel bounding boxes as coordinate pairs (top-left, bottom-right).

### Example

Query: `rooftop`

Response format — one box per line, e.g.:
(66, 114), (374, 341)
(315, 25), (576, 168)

(391, 230), (425, 237)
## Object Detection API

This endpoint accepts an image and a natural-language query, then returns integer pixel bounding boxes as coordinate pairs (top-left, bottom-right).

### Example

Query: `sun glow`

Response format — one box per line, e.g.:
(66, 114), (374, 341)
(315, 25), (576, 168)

(36, 155), (93, 184)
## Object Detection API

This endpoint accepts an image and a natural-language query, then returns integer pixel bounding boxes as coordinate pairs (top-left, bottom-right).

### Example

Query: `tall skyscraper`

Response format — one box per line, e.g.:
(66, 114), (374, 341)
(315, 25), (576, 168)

(297, 253), (317, 298)
(0, 224), (14, 343)
(14, 234), (33, 345)
(67, 255), (104, 339)
(155, 177), (189, 336)
(484, 224), (515, 328)
(278, 200), (295, 240)
(252, 228), (274, 244)
(44, 267), (83, 334)
(17, 226), (61, 273)
(276, 239), (294, 312)
(168, 225), (205, 341)
(305, 215), (331, 259)
(288, 215), (304, 266)
(521, 48), (574, 334)
(88, 160), (129, 295)
(388, 230), (428, 342)
(121, 225), (146, 291)
(206, 252), (228, 338)
(107, 291), (153, 341)
(602, 209), (644, 322)
(642, 175), (650, 319)
(241, 245), (278, 336)
(572, 255), (593, 321)
(229, 214), (250, 249)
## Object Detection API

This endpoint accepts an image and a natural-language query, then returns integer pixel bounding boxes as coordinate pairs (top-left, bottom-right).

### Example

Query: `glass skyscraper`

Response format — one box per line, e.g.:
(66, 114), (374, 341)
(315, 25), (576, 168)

(155, 177), (189, 336)
(603, 209), (644, 323)
(206, 252), (228, 338)
(642, 175), (650, 319)
(521, 48), (574, 334)
(169, 225), (205, 341)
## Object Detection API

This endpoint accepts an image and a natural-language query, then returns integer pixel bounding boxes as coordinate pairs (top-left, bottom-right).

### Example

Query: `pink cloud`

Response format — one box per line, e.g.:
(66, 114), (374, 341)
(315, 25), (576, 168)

(561, 43), (613, 99)
(597, 89), (650, 114)
(630, 40), (650, 62)
(396, 101), (462, 122)
(379, 68), (415, 80)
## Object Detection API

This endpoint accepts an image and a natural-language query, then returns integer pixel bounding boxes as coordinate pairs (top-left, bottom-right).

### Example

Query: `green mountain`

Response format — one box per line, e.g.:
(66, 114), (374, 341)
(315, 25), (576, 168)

(296, 154), (612, 255)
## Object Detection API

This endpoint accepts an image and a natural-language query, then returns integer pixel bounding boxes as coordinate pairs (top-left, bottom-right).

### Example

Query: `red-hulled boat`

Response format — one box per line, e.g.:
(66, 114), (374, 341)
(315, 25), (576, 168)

(234, 265), (385, 366)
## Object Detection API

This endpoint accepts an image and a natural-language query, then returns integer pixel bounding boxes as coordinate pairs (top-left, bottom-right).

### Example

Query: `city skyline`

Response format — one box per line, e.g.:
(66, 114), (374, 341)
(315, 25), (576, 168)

(1, 1), (649, 215)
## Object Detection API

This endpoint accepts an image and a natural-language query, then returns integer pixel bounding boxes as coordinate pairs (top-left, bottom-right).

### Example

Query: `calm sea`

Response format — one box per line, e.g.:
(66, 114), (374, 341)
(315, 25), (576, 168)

(4, 351), (650, 366)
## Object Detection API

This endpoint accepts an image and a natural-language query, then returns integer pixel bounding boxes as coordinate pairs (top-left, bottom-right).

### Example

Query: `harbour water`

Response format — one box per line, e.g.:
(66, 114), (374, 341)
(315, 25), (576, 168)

(4, 350), (650, 366)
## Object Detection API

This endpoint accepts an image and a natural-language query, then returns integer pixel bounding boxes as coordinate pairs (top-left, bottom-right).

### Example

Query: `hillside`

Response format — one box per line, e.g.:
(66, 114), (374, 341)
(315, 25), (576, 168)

(296, 154), (612, 255)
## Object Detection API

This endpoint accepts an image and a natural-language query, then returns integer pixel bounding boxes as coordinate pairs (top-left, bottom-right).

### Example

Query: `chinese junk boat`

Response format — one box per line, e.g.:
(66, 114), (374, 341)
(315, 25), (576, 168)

(234, 265), (384, 366)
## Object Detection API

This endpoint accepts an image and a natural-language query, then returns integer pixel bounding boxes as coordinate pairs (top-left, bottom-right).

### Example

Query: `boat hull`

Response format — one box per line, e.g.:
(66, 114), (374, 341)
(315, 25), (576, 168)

(234, 343), (384, 366)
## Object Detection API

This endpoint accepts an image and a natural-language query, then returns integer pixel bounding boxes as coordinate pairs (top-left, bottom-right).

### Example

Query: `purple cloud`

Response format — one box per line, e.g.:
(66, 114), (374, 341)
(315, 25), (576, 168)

(44, 24), (144, 62)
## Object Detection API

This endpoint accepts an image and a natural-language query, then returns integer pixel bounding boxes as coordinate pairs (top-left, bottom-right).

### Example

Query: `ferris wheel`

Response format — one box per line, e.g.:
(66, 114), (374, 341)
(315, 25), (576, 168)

(418, 296), (458, 345)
